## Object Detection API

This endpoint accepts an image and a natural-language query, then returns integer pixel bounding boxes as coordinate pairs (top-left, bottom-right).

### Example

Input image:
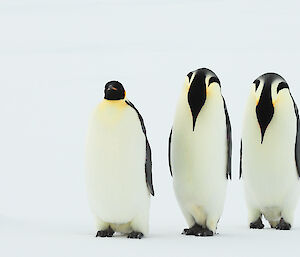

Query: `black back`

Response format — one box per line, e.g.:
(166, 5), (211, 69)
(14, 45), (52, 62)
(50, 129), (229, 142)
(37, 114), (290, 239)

(125, 100), (154, 196)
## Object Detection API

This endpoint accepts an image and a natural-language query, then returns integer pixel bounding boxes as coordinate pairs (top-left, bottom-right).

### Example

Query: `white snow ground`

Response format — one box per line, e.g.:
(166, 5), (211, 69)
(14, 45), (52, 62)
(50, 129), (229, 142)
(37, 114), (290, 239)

(0, 0), (300, 256)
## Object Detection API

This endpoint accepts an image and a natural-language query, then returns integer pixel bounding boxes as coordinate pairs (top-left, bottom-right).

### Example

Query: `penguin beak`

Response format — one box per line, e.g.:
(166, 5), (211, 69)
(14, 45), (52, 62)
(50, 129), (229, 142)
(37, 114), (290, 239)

(256, 84), (274, 143)
(107, 85), (118, 91)
(188, 76), (207, 131)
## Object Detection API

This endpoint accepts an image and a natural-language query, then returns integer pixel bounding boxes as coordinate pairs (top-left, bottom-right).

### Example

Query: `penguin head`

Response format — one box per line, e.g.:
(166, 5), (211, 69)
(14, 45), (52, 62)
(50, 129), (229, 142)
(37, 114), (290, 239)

(253, 73), (289, 143)
(104, 81), (126, 100)
(186, 68), (221, 130)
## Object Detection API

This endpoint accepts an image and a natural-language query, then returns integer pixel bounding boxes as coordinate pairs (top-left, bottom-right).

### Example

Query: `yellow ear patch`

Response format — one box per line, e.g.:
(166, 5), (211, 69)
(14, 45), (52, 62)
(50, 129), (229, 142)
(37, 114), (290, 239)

(206, 82), (220, 98)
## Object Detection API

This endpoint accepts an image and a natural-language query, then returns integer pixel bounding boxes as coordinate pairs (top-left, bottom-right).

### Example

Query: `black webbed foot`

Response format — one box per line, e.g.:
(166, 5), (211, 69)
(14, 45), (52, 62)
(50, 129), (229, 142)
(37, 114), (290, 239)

(250, 217), (264, 229)
(276, 218), (291, 230)
(182, 223), (203, 236)
(96, 227), (114, 237)
(200, 228), (214, 237)
(127, 231), (144, 239)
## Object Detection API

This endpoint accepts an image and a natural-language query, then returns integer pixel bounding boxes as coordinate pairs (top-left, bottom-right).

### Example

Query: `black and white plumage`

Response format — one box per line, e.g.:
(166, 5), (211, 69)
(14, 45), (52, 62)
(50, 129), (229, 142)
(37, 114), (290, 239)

(169, 68), (232, 236)
(86, 81), (154, 239)
(240, 73), (300, 230)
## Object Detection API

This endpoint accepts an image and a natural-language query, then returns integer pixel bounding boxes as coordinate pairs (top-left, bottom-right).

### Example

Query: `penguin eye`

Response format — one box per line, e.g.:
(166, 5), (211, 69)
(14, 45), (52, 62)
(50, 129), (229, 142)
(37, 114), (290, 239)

(277, 82), (289, 93)
(208, 76), (220, 86)
(187, 72), (193, 82)
(253, 79), (260, 91)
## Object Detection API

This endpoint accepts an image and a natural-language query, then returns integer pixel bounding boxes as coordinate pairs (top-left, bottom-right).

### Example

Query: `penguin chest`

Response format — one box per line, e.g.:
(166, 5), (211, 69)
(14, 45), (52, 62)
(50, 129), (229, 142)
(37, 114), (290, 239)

(86, 102), (149, 222)
(242, 99), (298, 205)
(171, 99), (227, 203)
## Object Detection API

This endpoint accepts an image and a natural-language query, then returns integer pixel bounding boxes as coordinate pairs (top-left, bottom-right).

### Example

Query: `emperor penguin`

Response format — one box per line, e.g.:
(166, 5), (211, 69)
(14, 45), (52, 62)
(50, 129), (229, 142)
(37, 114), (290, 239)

(240, 73), (300, 230)
(86, 81), (154, 239)
(169, 68), (232, 236)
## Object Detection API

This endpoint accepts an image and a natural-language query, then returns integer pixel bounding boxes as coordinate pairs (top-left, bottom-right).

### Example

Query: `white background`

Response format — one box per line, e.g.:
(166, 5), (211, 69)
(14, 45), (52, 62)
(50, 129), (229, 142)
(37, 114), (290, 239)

(0, 0), (300, 256)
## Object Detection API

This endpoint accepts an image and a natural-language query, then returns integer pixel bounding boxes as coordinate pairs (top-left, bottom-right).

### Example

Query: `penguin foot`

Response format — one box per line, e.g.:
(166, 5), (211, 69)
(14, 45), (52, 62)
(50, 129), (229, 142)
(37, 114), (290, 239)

(250, 217), (264, 229)
(276, 218), (291, 230)
(200, 228), (214, 237)
(96, 227), (114, 237)
(127, 231), (144, 239)
(182, 223), (203, 236)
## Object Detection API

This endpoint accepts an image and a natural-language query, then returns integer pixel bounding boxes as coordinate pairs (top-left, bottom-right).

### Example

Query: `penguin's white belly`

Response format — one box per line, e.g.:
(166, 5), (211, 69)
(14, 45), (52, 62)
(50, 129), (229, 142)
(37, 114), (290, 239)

(86, 104), (149, 224)
(243, 143), (298, 209)
(172, 103), (227, 215)
(243, 104), (299, 212)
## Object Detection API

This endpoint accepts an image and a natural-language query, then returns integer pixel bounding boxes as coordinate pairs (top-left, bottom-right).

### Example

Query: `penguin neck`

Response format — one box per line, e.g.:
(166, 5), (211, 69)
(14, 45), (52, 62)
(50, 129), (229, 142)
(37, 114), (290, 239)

(103, 98), (125, 104)
(100, 99), (127, 111)
(256, 83), (274, 143)
(188, 82), (207, 131)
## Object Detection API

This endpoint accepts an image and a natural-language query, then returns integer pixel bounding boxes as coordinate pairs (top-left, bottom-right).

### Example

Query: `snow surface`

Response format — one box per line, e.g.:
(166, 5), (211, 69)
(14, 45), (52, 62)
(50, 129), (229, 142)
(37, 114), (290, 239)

(1, 0), (300, 256)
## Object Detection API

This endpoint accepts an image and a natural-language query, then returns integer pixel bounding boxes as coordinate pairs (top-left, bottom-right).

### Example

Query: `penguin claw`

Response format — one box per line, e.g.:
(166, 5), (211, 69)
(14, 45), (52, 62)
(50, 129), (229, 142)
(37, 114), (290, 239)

(250, 217), (264, 229)
(96, 227), (114, 237)
(182, 228), (188, 234)
(127, 231), (144, 239)
(276, 218), (291, 230)
(182, 228), (190, 235)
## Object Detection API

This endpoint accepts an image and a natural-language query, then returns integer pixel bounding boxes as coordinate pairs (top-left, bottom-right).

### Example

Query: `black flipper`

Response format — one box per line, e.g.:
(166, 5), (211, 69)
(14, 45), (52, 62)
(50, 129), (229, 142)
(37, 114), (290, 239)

(168, 129), (173, 177)
(222, 97), (232, 179)
(239, 140), (242, 179)
(291, 95), (300, 178)
(125, 100), (154, 196)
